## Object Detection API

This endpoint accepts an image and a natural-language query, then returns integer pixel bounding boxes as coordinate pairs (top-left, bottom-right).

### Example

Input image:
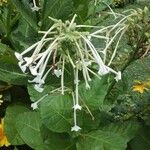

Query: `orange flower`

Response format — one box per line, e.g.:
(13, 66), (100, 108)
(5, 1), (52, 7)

(0, 119), (10, 147)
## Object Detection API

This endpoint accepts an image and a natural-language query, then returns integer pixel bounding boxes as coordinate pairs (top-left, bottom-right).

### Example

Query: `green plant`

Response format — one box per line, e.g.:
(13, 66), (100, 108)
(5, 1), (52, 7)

(0, 0), (150, 150)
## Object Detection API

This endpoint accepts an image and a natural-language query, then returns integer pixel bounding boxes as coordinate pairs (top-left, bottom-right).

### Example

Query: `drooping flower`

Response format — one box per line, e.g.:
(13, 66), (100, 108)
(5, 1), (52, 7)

(0, 119), (10, 147)
(14, 12), (133, 131)
(71, 125), (81, 132)
(71, 93), (81, 132)
(31, 94), (48, 110)
(31, 0), (40, 11)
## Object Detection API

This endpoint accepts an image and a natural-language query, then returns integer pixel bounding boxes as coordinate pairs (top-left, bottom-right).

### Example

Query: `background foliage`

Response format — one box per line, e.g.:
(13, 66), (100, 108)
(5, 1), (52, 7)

(0, 0), (150, 150)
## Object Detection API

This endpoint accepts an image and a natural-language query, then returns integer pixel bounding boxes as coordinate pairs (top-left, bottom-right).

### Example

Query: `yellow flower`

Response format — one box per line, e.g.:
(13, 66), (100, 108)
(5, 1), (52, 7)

(0, 95), (3, 106)
(0, 119), (10, 147)
(133, 82), (148, 94)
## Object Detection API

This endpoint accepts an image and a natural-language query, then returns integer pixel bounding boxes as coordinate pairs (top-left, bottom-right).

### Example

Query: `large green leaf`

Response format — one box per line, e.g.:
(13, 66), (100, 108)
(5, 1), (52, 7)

(77, 122), (139, 150)
(41, 0), (73, 29)
(129, 126), (150, 150)
(0, 62), (28, 85)
(79, 76), (112, 109)
(41, 126), (76, 150)
(4, 105), (29, 145)
(16, 112), (44, 149)
(10, 0), (38, 30)
(0, 43), (16, 64)
(40, 94), (73, 133)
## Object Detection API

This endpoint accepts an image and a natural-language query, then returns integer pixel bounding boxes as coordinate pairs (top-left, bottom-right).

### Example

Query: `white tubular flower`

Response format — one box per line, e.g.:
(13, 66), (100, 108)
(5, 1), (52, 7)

(61, 58), (65, 95)
(73, 68), (82, 110)
(71, 125), (81, 132)
(73, 104), (82, 110)
(114, 71), (121, 82)
(54, 69), (62, 78)
(71, 92), (81, 132)
(31, 0), (40, 11)
(105, 66), (121, 81)
(15, 41), (40, 61)
(15, 52), (23, 61)
(31, 94), (48, 110)
(98, 65), (109, 75)
(31, 102), (38, 110)
(34, 84), (44, 93)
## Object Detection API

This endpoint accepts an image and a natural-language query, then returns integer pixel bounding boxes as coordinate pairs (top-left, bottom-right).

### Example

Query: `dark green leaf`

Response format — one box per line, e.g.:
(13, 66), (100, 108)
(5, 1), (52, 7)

(41, 0), (73, 29)
(77, 122), (139, 150)
(40, 94), (73, 133)
(79, 76), (112, 109)
(0, 62), (28, 85)
(10, 0), (38, 30)
(129, 126), (150, 150)
(4, 105), (29, 145)
(16, 112), (44, 149)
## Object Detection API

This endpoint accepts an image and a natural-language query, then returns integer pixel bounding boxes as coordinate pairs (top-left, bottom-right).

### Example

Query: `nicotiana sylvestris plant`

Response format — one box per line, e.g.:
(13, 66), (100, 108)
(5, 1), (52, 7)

(15, 11), (134, 132)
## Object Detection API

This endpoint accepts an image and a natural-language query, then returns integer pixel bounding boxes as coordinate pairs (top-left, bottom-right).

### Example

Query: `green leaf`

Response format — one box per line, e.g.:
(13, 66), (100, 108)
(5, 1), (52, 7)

(27, 83), (54, 102)
(4, 105), (29, 145)
(77, 122), (139, 150)
(73, 0), (90, 23)
(41, 0), (73, 29)
(0, 62), (28, 85)
(40, 94), (73, 133)
(79, 76), (112, 109)
(41, 126), (75, 150)
(16, 112), (44, 149)
(129, 126), (150, 150)
(0, 43), (16, 64)
(10, 0), (38, 30)
(88, 0), (112, 17)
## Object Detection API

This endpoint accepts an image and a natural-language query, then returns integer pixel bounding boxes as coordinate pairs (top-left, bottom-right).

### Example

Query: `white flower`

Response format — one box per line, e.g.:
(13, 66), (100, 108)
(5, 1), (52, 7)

(24, 57), (33, 66)
(31, 0), (40, 11)
(18, 61), (27, 73)
(54, 69), (62, 78)
(34, 84), (44, 92)
(15, 52), (23, 61)
(31, 6), (40, 12)
(71, 125), (81, 132)
(98, 65), (109, 75)
(73, 104), (82, 110)
(28, 74), (44, 84)
(31, 94), (48, 110)
(114, 71), (121, 82)
(31, 102), (38, 110)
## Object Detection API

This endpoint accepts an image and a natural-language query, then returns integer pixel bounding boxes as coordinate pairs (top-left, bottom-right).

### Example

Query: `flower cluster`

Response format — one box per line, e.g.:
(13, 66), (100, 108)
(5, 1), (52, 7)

(15, 13), (130, 131)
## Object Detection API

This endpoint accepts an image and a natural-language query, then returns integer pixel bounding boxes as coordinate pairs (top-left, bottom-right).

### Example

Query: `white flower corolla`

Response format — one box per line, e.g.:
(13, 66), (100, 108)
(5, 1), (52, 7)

(31, 94), (48, 110)
(105, 66), (121, 81)
(114, 71), (121, 82)
(34, 84), (44, 93)
(71, 125), (81, 132)
(71, 92), (81, 132)
(15, 52), (23, 61)
(98, 65), (109, 75)
(31, 102), (38, 110)
(31, 0), (40, 11)
(31, 6), (40, 12)
(73, 104), (82, 110)
(54, 69), (62, 78)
